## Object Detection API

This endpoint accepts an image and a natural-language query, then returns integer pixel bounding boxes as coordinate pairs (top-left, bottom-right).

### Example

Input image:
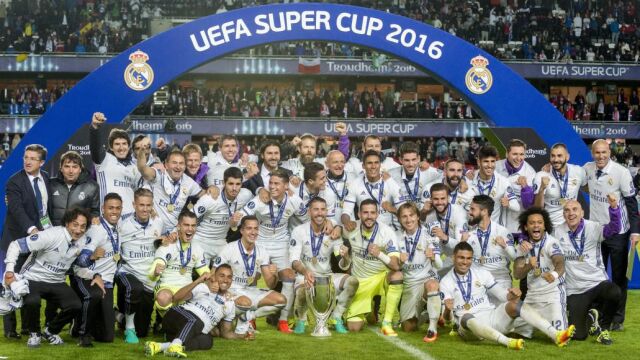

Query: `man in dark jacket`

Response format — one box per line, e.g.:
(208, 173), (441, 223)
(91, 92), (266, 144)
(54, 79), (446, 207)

(242, 140), (292, 195)
(49, 151), (100, 226)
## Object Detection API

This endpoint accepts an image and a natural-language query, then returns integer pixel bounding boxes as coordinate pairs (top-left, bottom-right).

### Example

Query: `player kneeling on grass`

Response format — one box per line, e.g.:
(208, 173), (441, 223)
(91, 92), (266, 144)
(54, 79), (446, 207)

(441, 242), (575, 350)
(214, 216), (286, 335)
(145, 264), (249, 358)
(3, 208), (92, 347)
(396, 203), (442, 343)
(344, 199), (403, 336)
(149, 211), (209, 319)
(290, 197), (358, 334)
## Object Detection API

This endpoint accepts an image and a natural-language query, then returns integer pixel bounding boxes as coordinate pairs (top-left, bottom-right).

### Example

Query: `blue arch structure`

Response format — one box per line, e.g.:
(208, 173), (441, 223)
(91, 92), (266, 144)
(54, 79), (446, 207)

(0, 4), (591, 233)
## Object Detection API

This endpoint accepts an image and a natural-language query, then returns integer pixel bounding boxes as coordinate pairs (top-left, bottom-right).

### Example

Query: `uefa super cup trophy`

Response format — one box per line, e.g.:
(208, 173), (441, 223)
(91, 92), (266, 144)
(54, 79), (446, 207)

(306, 275), (336, 337)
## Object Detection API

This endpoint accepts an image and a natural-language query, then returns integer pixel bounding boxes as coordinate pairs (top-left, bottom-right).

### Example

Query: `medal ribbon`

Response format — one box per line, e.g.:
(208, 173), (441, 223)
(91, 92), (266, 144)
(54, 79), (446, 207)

(437, 205), (452, 234)
(568, 219), (586, 257)
(364, 178), (385, 205)
(309, 224), (325, 258)
(477, 224), (491, 257)
(454, 270), (473, 305)
(402, 170), (420, 202)
(328, 174), (347, 201)
(552, 168), (569, 199)
(238, 241), (256, 277)
(361, 223), (379, 257)
(476, 175), (495, 196)
(100, 217), (119, 254)
(404, 226), (422, 262)
(178, 237), (192, 270)
(221, 191), (237, 217)
(269, 194), (288, 229)
(529, 235), (547, 268)
(299, 183), (318, 214)
(162, 173), (182, 207)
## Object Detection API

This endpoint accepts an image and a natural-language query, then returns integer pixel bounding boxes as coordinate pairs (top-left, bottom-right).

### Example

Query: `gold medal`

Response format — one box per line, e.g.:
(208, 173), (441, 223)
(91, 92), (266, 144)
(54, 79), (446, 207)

(231, 226), (238, 232)
(479, 256), (486, 264)
(578, 255), (584, 262)
(338, 201), (344, 208)
(560, 198), (567, 206)
(247, 276), (254, 284)
(167, 204), (176, 212)
(463, 303), (472, 310)
(179, 267), (187, 275)
(113, 253), (121, 262)
(534, 268), (542, 277)
(312, 257), (318, 264)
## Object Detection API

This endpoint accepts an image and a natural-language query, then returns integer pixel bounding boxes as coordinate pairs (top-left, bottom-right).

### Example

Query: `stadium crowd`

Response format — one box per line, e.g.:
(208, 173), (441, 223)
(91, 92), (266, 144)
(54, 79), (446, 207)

(0, 1), (638, 62)
(0, 112), (638, 357)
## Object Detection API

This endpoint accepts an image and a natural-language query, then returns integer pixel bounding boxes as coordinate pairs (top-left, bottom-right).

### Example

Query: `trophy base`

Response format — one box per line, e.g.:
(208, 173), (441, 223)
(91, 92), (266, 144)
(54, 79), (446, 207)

(310, 326), (332, 337)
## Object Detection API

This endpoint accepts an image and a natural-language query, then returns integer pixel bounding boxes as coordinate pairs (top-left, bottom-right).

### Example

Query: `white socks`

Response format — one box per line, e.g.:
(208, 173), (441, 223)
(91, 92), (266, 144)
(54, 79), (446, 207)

(519, 303), (557, 340)
(125, 313), (136, 330)
(426, 291), (441, 332)
(466, 317), (509, 346)
(279, 281), (294, 321)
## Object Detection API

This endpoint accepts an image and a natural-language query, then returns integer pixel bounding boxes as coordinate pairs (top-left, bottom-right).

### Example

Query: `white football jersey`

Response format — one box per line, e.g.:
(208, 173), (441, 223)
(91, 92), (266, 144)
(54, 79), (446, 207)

(214, 240), (270, 291)
(95, 152), (141, 216)
(240, 194), (303, 251)
(154, 241), (208, 289)
(533, 164), (587, 226)
(75, 219), (119, 283)
(149, 170), (202, 234)
(584, 160), (635, 234)
(342, 176), (405, 227)
(518, 234), (565, 303)
(389, 167), (442, 209)
(289, 182), (337, 229)
(289, 223), (344, 276)
(470, 172), (520, 229)
(554, 220), (609, 296)
(180, 283), (235, 334)
(118, 215), (165, 291)
(423, 179), (474, 210)
(425, 204), (469, 256)
(465, 222), (516, 282)
(326, 172), (350, 225)
(396, 225), (441, 285)
(205, 152), (244, 188)
(495, 159), (537, 232)
(440, 267), (498, 318)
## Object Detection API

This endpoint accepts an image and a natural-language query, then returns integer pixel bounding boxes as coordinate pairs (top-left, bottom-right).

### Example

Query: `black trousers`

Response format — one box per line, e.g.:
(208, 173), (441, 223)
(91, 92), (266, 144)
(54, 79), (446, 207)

(71, 276), (115, 342)
(601, 231), (629, 323)
(23, 280), (81, 334)
(163, 307), (213, 351)
(116, 272), (154, 338)
(567, 281), (621, 340)
(3, 253), (30, 335)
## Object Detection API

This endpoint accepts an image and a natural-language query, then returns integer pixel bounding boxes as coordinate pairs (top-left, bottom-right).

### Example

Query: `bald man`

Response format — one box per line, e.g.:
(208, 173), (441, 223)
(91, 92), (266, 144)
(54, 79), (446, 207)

(582, 139), (639, 331)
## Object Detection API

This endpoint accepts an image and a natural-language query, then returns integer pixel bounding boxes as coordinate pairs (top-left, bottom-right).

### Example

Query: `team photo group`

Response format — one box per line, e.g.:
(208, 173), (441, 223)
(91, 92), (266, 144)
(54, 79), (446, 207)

(0, 112), (637, 357)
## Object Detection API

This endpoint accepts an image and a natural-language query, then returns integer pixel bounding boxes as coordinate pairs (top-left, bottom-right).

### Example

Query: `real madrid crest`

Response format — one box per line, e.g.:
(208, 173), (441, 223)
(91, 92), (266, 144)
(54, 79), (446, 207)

(124, 50), (154, 91)
(465, 55), (493, 95)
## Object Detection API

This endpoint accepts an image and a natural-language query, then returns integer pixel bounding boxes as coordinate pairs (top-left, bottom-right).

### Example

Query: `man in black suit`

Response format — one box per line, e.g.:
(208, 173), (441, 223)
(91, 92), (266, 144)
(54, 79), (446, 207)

(242, 140), (292, 195)
(2, 144), (53, 339)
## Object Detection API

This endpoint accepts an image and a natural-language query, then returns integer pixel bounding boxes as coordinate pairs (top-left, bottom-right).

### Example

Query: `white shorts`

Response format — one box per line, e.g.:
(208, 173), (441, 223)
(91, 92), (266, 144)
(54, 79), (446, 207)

(458, 303), (515, 339)
(264, 246), (291, 271)
(232, 286), (272, 308)
(513, 299), (567, 337)
(294, 273), (348, 292)
(400, 278), (438, 322)
(487, 276), (513, 305)
(197, 242), (226, 266)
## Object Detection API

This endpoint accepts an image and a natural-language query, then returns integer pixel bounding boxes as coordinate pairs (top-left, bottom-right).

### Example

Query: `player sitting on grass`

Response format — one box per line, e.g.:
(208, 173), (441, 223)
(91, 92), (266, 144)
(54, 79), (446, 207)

(440, 242), (575, 350)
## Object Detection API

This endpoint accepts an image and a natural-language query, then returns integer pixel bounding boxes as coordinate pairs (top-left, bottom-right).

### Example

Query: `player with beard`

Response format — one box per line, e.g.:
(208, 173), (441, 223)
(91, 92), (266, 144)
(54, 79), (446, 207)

(495, 139), (536, 233)
(149, 211), (209, 317)
(470, 146), (520, 228)
(396, 203), (442, 342)
(424, 183), (468, 276)
(281, 133), (322, 181)
(465, 195), (516, 292)
(344, 199), (403, 336)
(423, 159), (472, 211)
(342, 151), (405, 231)
(193, 167), (253, 266)
(288, 162), (338, 229)
(554, 198), (621, 345)
(144, 265), (247, 358)
(533, 143), (587, 227)
(513, 208), (570, 338)
(440, 242), (575, 350)
(290, 197), (356, 334)
(242, 140), (293, 195)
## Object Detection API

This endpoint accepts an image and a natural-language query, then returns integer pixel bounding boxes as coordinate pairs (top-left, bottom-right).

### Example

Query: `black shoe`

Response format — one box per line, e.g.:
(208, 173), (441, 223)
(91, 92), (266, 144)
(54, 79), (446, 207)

(78, 335), (94, 348)
(4, 331), (21, 339)
(610, 322), (624, 332)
